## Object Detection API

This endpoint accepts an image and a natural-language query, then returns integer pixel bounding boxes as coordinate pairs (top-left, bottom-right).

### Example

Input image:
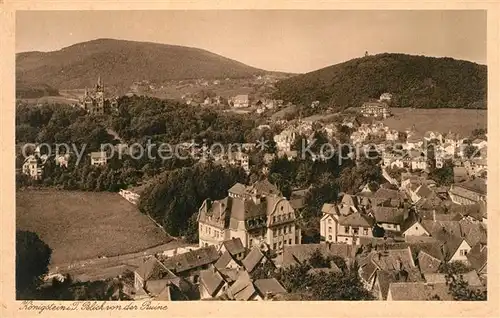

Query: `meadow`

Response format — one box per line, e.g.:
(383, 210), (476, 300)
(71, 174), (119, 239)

(16, 190), (172, 265)
(383, 108), (487, 137)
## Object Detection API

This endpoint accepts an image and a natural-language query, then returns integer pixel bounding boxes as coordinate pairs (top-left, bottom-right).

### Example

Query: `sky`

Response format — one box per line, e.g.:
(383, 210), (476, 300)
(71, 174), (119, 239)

(16, 10), (487, 73)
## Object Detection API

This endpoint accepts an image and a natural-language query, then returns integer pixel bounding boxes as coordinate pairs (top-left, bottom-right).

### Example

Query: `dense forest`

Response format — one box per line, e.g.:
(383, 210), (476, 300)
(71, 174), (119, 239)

(273, 53), (487, 110)
(15, 95), (262, 192)
(16, 81), (60, 99)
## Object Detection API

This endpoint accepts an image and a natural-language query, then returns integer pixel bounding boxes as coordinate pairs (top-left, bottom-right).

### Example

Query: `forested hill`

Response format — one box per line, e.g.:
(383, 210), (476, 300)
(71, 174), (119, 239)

(16, 38), (267, 90)
(273, 53), (487, 109)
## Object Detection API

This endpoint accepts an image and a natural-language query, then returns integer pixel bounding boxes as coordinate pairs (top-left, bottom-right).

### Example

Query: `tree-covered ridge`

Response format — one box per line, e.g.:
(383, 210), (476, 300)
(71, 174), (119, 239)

(273, 53), (487, 110)
(16, 38), (268, 90)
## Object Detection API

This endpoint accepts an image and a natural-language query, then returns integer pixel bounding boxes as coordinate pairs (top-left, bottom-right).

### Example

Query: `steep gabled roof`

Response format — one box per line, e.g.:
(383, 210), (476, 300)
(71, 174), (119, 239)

(214, 251), (236, 270)
(222, 238), (246, 257)
(162, 246), (219, 273)
(338, 213), (373, 228)
(467, 243), (487, 273)
(372, 207), (405, 225)
(136, 256), (177, 281)
(254, 278), (287, 296)
(242, 247), (265, 272)
(199, 268), (225, 296)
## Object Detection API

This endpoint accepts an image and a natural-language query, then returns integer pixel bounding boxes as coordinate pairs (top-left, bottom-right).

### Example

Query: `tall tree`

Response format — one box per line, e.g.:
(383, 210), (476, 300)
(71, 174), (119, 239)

(16, 231), (52, 299)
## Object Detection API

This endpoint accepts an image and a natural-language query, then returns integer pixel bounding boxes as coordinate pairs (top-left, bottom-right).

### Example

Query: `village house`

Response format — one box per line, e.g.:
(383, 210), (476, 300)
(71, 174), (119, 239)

(448, 178), (486, 205)
(386, 282), (452, 301)
(320, 197), (374, 245)
(254, 278), (287, 300)
(273, 129), (296, 152)
(197, 180), (301, 255)
(404, 134), (423, 150)
(369, 206), (407, 233)
(278, 243), (355, 268)
(385, 129), (399, 141)
(90, 151), (107, 166)
(55, 153), (71, 168)
(119, 189), (141, 205)
(133, 256), (193, 300)
(358, 247), (421, 299)
(423, 131), (443, 143)
(360, 101), (391, 118)
(230, 94), (250, 108)
(198, 267), (229, 300)
(400, 210), (430, 237)
(472, 138), (487, 150)
(467, 242), (487, 276)
(379, 93), (393, 102)
(22, 155), (45, 180)
(162, 245), (220, 278)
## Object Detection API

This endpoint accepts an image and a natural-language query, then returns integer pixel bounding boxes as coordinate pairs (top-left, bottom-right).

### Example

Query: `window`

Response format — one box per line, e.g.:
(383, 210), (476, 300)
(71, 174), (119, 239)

(273, 243), (277, 250)
(353, 227), (359, 235)
(328, 219), (332, 224)
(273, 229), (277, 236)
(344, 226), (350, 234)
(273, 216), (276, 223)
(363, 228), (368, 236)
(208, 228), (211, 234)
(328, 227), (332, 233)
(460, 249), (468, 256)
(415, 226), (419, 231)
(289, 239), (292, 245)
(249, 239), (253, 246)
(328, 235), (332, 240)
(283, 226), (287, 234)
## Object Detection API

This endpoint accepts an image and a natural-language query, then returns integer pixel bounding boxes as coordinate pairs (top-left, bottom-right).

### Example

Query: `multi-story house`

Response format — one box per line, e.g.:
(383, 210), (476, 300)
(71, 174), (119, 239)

(273, 129), (296, 153)
(320, 195), (374, 245)
(230, 95), (250, 108)
(22, 155), (44, 180)
(197, 180), (301, 255)
(423, 131), (443, 143)
(360, 101), (391, 118)
(90, 151), (107, 166)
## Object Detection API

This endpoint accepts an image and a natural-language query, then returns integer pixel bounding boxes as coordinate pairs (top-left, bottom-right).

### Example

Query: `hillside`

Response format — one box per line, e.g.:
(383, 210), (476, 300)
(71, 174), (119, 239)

(273, 53), (487, 109)
(16, 81), (59, 99)
(16, 38), (268, 90)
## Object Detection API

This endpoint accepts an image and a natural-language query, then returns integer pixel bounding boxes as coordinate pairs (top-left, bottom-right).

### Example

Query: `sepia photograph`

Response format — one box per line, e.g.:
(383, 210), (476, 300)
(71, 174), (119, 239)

(13, 9), (488, 303)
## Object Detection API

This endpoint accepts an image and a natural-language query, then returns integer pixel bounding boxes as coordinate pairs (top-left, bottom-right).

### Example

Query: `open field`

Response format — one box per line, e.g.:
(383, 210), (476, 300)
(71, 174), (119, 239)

(17, 95), (79, 105)
(383, 108), (487, 137)
(16, 190), (173, 266)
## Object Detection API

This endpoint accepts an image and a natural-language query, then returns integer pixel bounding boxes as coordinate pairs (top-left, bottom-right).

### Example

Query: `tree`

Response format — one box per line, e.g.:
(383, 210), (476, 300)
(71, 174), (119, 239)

(250, 260), (277, 280)
(463, 144), (479, 159)
(439, 261), (473, 275)
(308, 249), (330, 268)
(372, 224), (385, 238)
(446, 274), (487, 301)
(308, 270), (374, 300)
(16, 231), (52, 299)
